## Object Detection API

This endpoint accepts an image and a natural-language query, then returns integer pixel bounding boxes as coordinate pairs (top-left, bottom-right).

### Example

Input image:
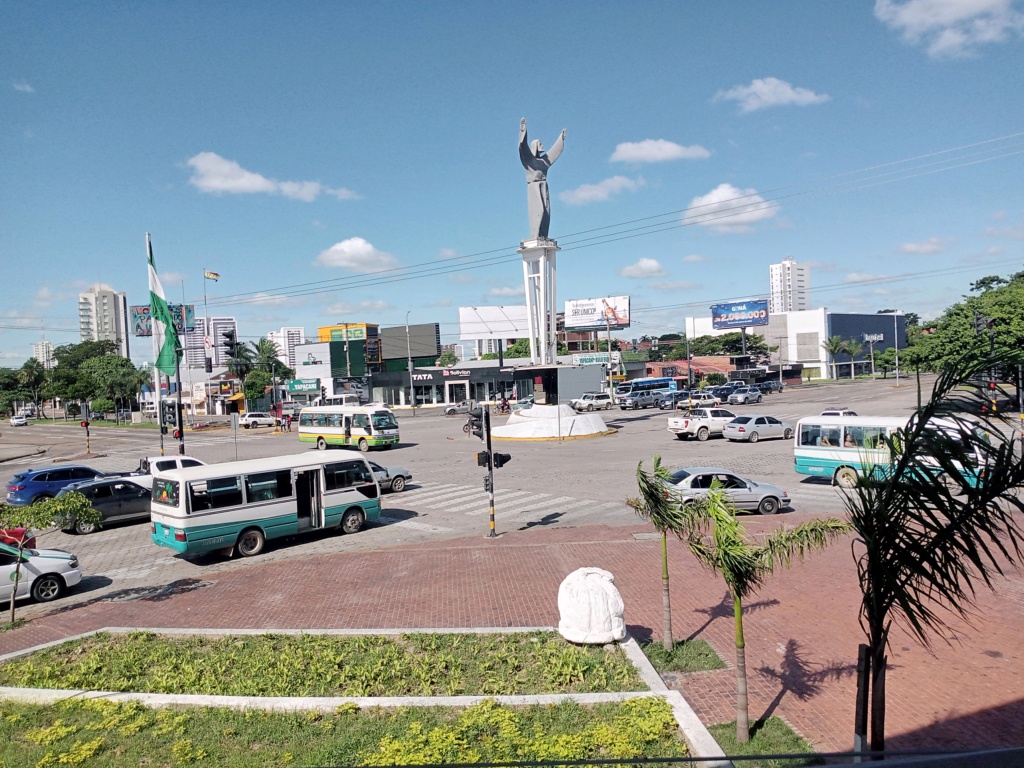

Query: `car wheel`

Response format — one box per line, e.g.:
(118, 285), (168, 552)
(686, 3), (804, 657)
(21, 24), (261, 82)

(758, 497), (779, 515)
(31, 574), (65, 602)
(236, 528), (265, 557)
(696, 427), (709, 442)
(32, 494), (53, 504)
(605, 403), (612, 410)
(748, 432), (760, 443)
(835, 467), (858, 489)
(75, 519), (97, 535)
(632, 402), (639, 410)
(244, 423), (251, 429)
(317, 437), (328, 451)
(390, 476), (406, 493)
(358, 438), (370, 452)
(341, 508), (365, 534)
(756, 395), (762, 403)
(783, 428), (794, 440)
(587, 404), (594, 411)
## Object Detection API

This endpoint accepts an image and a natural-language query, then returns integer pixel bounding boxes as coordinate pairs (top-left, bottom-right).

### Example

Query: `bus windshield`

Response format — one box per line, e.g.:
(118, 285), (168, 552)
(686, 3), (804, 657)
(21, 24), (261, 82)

(372, 412), (398, 431)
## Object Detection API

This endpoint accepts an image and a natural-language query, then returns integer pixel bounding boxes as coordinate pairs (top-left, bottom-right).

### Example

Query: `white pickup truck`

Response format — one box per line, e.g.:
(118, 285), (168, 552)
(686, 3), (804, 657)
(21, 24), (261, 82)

(666, 407), (737, 441)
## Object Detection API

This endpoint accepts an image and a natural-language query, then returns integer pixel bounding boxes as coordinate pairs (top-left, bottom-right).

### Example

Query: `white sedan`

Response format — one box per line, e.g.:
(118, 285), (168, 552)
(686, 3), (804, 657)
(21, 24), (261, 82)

(722, 414), (794, 443)
(0, 541), (82, 603)
(9, 414), (28, 427)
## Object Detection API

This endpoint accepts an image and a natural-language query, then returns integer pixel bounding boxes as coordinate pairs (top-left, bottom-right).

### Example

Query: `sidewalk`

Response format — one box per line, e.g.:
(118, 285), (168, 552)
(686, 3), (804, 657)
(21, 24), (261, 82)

(1, 520), (1021, 754)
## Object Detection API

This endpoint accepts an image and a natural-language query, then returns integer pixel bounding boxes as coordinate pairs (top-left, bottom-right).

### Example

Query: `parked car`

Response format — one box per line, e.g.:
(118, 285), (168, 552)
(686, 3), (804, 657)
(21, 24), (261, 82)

(9, 414), (28, 427)
(239, 412), (276, 428)
(0, 528), (37, 549)
(133, 456), (206, 475)
(722, 414), (794, 443)
(444, 401), (474, 416)
(0, 540), (82, 603)
(682, 391), (722, 408)
(618, 391), (659, 410)
(708, 386), (734, 400)
(5, 465), (105, 506)
(571, 392), (614, 411)
(666, 407), (737, 441)
(55, 477), (152, 534)
(657, 391), (690, 410)
(727, 387), (763, 405)
(664, 466), (790, 515)
(760, 380), (785, 393)
(820, 407), (858, 417)
(368, 462), (412, 493)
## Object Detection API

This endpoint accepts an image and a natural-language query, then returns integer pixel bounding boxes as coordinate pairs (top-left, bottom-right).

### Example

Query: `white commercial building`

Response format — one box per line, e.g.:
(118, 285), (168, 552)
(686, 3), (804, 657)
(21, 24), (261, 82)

(267, 327), (306, 369)
(769, 258), (810, 313)
(32, 339), (55, 369)
(78, 283), (130, 357)
(183, 316), (238, 367)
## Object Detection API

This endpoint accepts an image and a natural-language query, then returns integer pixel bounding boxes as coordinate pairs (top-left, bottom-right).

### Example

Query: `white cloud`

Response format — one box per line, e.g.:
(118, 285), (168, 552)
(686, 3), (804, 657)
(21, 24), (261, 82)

(682, 254), (708, 263)
(986, 246), (1005, 254)
(714, 77), (830, 112)
(559, 176), (644, 205)
(649, 280), (698, 291)
(487, 285), (525, 297)
(610, 139), (710, 163)
(447, 273), (476, 284)
(684, 183), (778, 232)
(13, 81), (34, 93)
(186, 152), (360, 201)
(438, 248), (458, 259)
(900, 236), (949, 254)
(315, 237), (399, 273)
(325, 300), (392, 315)
(619, 258), (667, 278)
(875, 0), (1024, 58)
(985, 224), (1024, 238)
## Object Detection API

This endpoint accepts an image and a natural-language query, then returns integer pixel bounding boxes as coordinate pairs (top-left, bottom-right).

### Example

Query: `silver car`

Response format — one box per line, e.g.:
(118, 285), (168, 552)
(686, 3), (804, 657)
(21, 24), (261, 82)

(727, 386), (763, 405)
(722, 414), (794, 443)
(368, 462), (412, 492)
(665, 466), (790, 515)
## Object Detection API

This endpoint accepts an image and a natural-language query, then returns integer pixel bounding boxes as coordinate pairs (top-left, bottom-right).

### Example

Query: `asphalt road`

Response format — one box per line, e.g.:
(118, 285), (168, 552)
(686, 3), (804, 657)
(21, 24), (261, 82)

(2, 376), (932, 616)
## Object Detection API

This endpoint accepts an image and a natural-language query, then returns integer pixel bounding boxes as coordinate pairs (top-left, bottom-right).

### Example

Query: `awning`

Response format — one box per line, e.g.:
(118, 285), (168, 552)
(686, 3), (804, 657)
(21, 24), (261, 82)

(227, 392), (245, 401)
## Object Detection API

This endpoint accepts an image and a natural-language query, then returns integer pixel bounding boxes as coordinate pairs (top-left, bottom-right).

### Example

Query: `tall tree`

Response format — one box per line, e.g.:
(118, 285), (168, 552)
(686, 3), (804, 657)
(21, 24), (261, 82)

(17, 359), (46, 408)
(251, 338), (293, 379)
(843, 344), (1024, 752)
(845, 339), (864, 379)
(80, 355), (139, 421)
(820, 336), (846, 380)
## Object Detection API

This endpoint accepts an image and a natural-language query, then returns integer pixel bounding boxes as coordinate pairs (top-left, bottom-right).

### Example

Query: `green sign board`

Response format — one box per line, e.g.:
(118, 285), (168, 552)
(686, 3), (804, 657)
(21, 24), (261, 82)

(330, 326), (366, 341)
(287, 378), (320, 393)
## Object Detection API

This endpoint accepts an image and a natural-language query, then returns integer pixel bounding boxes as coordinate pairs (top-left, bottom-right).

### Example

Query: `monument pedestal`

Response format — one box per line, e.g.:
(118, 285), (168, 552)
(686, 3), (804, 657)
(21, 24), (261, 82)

(519, 238), (559, 365)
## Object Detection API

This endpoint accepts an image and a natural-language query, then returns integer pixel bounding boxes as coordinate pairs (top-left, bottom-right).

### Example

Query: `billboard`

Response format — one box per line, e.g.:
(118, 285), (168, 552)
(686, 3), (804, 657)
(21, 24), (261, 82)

(380, 323), (441, 360)
(130, 304), (196, 336)
(710, 300), (769, 330)
(458, 306), (531, 340)
(563, 296), (630, 330)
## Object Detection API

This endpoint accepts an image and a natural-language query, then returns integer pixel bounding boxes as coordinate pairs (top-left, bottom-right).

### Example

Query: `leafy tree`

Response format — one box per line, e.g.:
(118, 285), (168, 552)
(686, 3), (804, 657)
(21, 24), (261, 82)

(49, 340), (117, 412)
(0, 368), (29, 415)
(244, 369), (272, 402)
(501, 340), (569, 359)
(1, 493), (99, 624)
(626, 456), (691, 651)
(681, 486), (850, 744)
(17, 359), (46, 408)
(658, 333), (681, 342)
(821, 336), (846, 380)
(842, 344), (1024, 752)
(968, 275), (1007, 294)
(436, 350), (459, 366)
(689, 333), (771, 361)
(705, 372), (727, 386)
(845, 338), (864, 379)
(595, 339), (620, 352)
(226, 338), (255, 382)
(80, 354), (139, 421)
(874, 347), (898, 378)
(90, 397), (115, 415)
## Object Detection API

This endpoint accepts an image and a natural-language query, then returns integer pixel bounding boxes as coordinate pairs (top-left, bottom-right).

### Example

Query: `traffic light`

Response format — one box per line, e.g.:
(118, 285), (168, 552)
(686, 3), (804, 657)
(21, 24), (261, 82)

(631, 339), (638, 352)
(467, 407), (486, 441)
(320, 385), (327, 401)
(204, 357), (213, 373)
(80, 420), (89, 428)
(476, 451), (491, 468)
(493, 452), (512, 469)
(222, 329), (241, 359)
(173, 428), (181, 439)
(483, 475), (492, 492)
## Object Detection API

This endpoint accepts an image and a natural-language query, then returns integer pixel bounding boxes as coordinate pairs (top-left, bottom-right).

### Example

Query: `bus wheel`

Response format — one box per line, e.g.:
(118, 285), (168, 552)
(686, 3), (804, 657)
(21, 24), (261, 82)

(358, 438), (370, 452)
(317, 437), (328, 451)
(341, 508), (364, 534)
(236, 528), (265, 557)
(834, 467), (858, 488)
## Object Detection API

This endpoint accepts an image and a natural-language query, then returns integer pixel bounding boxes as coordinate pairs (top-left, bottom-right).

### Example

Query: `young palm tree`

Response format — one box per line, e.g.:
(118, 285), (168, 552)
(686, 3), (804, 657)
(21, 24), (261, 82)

(682, 487), (850, 744)
(626, 456), (691, 651)
(821, 335), (846, 380)
(845, 339), (864, 379)
(842, 344), (1024, 753)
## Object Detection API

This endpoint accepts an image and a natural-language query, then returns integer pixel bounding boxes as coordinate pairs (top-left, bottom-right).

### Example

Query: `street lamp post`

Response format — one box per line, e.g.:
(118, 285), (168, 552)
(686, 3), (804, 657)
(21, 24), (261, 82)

(775, 335), (787, 385)
(406, 311), (416, 416)
(891, 312), (900, 388)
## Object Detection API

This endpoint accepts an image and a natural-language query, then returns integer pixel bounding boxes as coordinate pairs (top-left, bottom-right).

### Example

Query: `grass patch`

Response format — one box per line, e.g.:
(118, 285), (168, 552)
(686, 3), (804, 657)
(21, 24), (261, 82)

(709, 717), (821, 767)
(0, 697), (689, 767)
(0, 631), (645, 696)
(640, 638), (726, 673)
(0, 619), (26, 633)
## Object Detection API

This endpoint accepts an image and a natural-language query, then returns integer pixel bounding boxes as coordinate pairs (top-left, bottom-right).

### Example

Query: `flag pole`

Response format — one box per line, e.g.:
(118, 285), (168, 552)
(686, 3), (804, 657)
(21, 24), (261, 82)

(148, 234), (165, 457)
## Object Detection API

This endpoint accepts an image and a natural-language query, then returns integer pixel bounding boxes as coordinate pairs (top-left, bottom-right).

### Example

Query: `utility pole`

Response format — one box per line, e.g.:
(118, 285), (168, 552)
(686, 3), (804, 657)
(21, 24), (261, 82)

(605, 315), (613, 394)
(405, 311), (415, 416)
(892, 312), (901, 388)
(775, 335), (787, 385)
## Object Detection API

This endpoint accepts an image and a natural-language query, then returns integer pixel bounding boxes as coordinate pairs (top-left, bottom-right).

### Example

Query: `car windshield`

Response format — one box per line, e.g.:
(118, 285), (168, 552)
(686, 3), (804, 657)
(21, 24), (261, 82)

(667, 469), (691, 484)
(731, 416), (752, 424)
(371, 412), (398, 430)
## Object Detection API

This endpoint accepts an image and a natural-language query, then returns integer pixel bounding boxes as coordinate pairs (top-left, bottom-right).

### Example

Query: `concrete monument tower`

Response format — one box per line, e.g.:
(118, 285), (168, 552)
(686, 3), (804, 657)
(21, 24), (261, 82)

(518, 117), (565, 364)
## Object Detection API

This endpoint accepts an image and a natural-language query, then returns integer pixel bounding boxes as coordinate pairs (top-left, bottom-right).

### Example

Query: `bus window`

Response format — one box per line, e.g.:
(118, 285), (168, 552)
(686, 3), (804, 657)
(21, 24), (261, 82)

(329, 414), (342, 428)
(299, 413), (312, 427)
(846, 426), (885, 449)
(245, 471), (293, 503)
(190, 477), (243, 511)
(324, 460), (373, 490)
(353, 414), (370, 430)
(799, 424), (822, 447)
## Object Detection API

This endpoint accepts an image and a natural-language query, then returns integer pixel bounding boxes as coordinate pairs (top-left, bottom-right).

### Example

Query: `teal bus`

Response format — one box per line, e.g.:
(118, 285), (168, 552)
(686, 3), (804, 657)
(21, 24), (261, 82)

(150, 453), (382, 557)
(298, 405), (399, 451)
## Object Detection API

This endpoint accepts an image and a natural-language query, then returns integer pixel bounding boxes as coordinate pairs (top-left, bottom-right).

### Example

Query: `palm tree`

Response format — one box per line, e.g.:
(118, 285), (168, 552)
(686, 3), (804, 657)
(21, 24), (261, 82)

(228, 340), (256, 382)
(842, 344), (1024, 753)
(845, 339), (864, 380)
(626, 456), (691, 651)
(681, 487), (850, 744)
(821, 335), (846, 380)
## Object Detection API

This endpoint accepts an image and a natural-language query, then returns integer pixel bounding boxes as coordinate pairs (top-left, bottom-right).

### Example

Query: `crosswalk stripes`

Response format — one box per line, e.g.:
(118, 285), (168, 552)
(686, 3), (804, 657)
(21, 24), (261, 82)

(420, 487), (489, 509)
(376, 515), (454, 533)
(466, 492), (551, 517)
(457, 489), (537, 515)
(395, 484), (461, 503)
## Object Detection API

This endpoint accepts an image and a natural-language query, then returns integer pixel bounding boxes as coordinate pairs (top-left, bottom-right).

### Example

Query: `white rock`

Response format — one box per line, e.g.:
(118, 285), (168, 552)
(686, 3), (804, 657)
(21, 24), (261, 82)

(557, 567), (626, 644)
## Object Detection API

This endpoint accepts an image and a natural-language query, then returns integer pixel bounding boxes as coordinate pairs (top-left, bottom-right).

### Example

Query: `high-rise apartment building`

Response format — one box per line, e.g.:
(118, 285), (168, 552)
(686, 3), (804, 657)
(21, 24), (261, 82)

(78, 284), (130, 357)
(32, 339), (55, 369)
(769, 258), (810, 313)
(183, 316), (238, 367)
(267, 327), (306, 369)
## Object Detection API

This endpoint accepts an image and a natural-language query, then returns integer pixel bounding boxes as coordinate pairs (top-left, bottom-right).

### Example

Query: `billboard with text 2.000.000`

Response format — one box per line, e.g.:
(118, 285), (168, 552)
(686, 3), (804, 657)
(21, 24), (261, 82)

(711, 300), (769, 330)
(564, 296), (631, 330)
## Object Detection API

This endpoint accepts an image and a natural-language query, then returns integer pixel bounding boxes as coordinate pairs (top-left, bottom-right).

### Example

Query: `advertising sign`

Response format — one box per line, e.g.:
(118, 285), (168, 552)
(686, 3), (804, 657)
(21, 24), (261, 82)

(130, 304), (196, 336)
(571, 352), (620, 365)
(710, 300), (769, 330)
(288, 379), (320, 393)
(329, 326), (366, 341)
(364, 337), (381, 363)
(563, 296), (630, 330)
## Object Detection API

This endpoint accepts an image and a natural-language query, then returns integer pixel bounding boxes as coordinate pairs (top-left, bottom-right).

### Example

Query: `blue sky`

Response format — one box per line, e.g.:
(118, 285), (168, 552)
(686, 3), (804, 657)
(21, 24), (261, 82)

(2, 1), (1023, 367)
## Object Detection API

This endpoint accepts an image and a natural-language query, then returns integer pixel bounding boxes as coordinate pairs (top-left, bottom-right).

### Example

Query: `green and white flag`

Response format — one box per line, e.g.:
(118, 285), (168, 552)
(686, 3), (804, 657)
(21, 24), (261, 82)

(147, 233), (180, 376)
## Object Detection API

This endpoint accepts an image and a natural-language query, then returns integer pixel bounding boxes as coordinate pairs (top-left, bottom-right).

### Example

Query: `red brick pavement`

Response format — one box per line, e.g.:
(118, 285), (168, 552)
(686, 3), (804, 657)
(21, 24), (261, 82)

(1, 521), (1022, 754)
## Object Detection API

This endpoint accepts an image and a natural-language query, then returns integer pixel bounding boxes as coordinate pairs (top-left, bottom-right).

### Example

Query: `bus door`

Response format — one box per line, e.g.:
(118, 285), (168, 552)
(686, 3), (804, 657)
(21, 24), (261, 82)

(344, 416), (352, 445)
(293, 466), (324, 529)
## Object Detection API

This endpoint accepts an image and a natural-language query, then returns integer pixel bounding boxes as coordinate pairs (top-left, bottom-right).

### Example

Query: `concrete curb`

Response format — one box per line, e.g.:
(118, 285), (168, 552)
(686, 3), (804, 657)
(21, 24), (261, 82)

(0, 626), (731, 763)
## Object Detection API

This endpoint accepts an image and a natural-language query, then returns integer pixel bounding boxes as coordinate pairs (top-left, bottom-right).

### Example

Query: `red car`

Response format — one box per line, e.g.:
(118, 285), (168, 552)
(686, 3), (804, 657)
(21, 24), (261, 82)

(0, 528), (37, 549)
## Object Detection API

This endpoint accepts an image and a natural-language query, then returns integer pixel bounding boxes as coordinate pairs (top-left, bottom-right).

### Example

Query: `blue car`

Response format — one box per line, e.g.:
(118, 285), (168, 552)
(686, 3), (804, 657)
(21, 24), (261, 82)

(5, 465), (105, 507)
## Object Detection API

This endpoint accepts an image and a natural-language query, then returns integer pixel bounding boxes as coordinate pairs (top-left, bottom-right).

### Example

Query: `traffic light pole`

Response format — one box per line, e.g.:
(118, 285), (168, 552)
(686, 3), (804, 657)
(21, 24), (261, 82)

(485, 408), (496, 538)
(175, 354), (185, 455)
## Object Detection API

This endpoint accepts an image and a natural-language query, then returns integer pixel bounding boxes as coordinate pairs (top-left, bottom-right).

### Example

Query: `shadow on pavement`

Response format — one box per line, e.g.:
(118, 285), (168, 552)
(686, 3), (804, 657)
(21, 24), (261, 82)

(686, 591), (781, 642)
(755, 637), (858, 722)
(33, 577), (215, 619)
(518, 512), (565, 530)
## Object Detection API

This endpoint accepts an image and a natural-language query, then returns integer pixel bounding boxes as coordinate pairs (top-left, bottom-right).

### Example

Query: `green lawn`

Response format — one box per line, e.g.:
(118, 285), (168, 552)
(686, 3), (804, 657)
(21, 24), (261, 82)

(639, 638), (727, 673)
(709, 717), (821, 767)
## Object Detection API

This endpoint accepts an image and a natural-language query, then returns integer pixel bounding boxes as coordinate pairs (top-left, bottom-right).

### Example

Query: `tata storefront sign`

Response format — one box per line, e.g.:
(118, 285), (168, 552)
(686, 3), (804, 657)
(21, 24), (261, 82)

(287, 379), (320, 393)
(711, 300), (769, 330)
(564, 296), (631, 331)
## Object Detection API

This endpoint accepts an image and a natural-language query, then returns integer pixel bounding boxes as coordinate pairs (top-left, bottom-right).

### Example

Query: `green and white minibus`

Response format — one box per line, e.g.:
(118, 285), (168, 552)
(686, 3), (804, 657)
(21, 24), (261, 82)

(794, 415), (986, 488)
(150, 453), (382, 557)
(297, 405), (399, 451)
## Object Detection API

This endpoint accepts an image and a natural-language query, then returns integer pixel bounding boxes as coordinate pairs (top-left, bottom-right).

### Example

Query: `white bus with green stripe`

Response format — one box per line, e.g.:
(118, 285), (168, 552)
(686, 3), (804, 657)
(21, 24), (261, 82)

(150, 453), (382, 557)
(298, 405), (400, 451)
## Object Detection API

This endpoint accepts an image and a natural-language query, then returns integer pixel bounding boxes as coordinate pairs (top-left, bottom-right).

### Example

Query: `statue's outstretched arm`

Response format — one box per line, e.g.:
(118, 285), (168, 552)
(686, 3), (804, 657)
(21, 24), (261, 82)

(547, 128), (566, 165)
(519, 118), (532, 168)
